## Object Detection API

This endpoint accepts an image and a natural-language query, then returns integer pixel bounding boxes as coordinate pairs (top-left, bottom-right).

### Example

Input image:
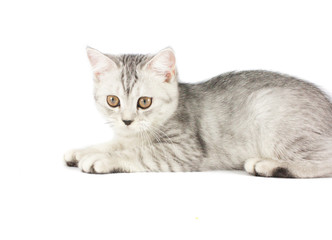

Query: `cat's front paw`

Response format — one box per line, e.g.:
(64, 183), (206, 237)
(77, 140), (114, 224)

(64, 149), (80, 167)
(78, 152), (120, 174)
(64, 147), (98, 168)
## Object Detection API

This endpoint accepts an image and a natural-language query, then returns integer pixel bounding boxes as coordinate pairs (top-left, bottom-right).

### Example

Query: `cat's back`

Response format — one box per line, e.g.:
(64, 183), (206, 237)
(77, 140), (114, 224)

(177, 69), (332, 137)
(200, 70), (320, 93)
(180, 70), (331, 110)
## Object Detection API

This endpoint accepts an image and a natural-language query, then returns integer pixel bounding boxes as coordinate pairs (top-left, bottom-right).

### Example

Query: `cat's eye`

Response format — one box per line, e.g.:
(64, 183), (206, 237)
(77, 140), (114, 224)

(137, 97), (152, 109)
(106, 95), (120, 107)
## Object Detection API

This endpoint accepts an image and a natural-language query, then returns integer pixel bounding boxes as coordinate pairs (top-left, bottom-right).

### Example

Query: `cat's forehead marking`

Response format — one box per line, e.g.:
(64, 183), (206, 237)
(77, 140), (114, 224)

(120, 54), (149, 95)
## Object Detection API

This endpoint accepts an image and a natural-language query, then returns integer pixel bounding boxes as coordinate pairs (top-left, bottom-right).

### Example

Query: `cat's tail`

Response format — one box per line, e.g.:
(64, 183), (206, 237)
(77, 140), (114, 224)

(289, 137), (332, 178)
(287, 160), (332, 178)
(245, 158), (332, 178)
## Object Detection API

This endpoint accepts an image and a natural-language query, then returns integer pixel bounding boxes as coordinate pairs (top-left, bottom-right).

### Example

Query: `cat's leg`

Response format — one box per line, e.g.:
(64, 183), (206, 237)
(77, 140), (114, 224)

(76, 142), (199, 174)
(244, 158), (332, 178)
(74, 147), (149, 174)
(64, 141), (122, 167)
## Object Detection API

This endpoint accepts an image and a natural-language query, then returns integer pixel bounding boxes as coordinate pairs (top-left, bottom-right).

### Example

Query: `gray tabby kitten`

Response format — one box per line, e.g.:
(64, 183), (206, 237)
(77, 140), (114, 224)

(64, 47), (332, 178)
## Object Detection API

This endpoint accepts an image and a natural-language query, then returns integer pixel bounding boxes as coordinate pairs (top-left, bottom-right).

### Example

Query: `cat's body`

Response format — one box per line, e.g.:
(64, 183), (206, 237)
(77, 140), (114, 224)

(64, 47), (332, 178)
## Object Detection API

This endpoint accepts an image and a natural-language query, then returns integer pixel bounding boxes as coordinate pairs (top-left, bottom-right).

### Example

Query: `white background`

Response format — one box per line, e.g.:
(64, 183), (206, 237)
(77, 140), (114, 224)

(1, 0), (332, 239)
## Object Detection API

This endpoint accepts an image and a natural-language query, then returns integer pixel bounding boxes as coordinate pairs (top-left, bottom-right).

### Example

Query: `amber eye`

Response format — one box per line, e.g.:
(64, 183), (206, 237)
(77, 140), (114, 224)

(137, 97), (152, 109)
(106, 95), (120, 107)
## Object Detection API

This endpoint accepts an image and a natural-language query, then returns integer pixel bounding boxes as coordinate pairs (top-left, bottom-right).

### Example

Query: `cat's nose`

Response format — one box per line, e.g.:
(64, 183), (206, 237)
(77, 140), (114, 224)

(122, 120), (133, 126)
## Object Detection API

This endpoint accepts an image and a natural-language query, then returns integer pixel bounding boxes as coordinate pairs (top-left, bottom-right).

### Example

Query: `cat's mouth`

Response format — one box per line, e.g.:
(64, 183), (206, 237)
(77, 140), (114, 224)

(116, 123), (139, 132)
(110, 119), (151, 136)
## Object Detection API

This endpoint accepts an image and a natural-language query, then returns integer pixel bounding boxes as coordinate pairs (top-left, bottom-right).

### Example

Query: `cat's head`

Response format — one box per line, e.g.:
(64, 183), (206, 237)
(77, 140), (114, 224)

(86, 47), (179, 137)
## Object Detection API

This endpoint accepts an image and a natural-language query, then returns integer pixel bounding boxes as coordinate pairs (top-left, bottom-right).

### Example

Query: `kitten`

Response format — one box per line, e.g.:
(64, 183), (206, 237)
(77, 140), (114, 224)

(64, 47), (332, 178)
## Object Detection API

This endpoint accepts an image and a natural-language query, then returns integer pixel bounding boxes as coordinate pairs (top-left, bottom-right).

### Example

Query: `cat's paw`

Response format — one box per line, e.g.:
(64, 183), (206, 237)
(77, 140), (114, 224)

(244, 158), (293, 178)
(64, 148), (98, 167)
(64, 149), (80, 167)
(244, 158), (277, 177)
(78, 152), (115, 174)
(244, 158), (261, 175)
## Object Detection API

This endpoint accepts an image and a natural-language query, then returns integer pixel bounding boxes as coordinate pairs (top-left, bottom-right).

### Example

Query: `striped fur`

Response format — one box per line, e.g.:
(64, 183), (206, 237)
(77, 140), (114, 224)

(117, 54), (150, 94)
(64, 47), (332, 178)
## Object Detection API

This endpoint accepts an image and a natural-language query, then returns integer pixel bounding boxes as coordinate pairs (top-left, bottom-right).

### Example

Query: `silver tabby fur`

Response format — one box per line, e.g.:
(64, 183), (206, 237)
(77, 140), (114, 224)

(64, 47), (332, 178)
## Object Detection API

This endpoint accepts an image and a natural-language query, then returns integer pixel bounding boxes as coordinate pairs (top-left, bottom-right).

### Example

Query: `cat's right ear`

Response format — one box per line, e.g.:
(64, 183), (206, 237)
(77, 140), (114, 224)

(86, 47), (117, 79)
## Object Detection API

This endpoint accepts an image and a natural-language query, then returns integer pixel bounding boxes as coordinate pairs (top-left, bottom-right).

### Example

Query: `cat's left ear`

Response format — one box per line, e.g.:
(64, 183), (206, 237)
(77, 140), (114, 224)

(146, 47), (176, 83)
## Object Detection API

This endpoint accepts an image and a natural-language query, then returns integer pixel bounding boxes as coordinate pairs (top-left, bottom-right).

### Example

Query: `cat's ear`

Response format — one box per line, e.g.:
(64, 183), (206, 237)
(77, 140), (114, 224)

(86, 47), (117, 77)
(147, 47), (176, 83)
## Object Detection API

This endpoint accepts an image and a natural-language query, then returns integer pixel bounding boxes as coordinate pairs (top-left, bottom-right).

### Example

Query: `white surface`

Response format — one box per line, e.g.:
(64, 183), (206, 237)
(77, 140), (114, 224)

(1, 0), (332, 239)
